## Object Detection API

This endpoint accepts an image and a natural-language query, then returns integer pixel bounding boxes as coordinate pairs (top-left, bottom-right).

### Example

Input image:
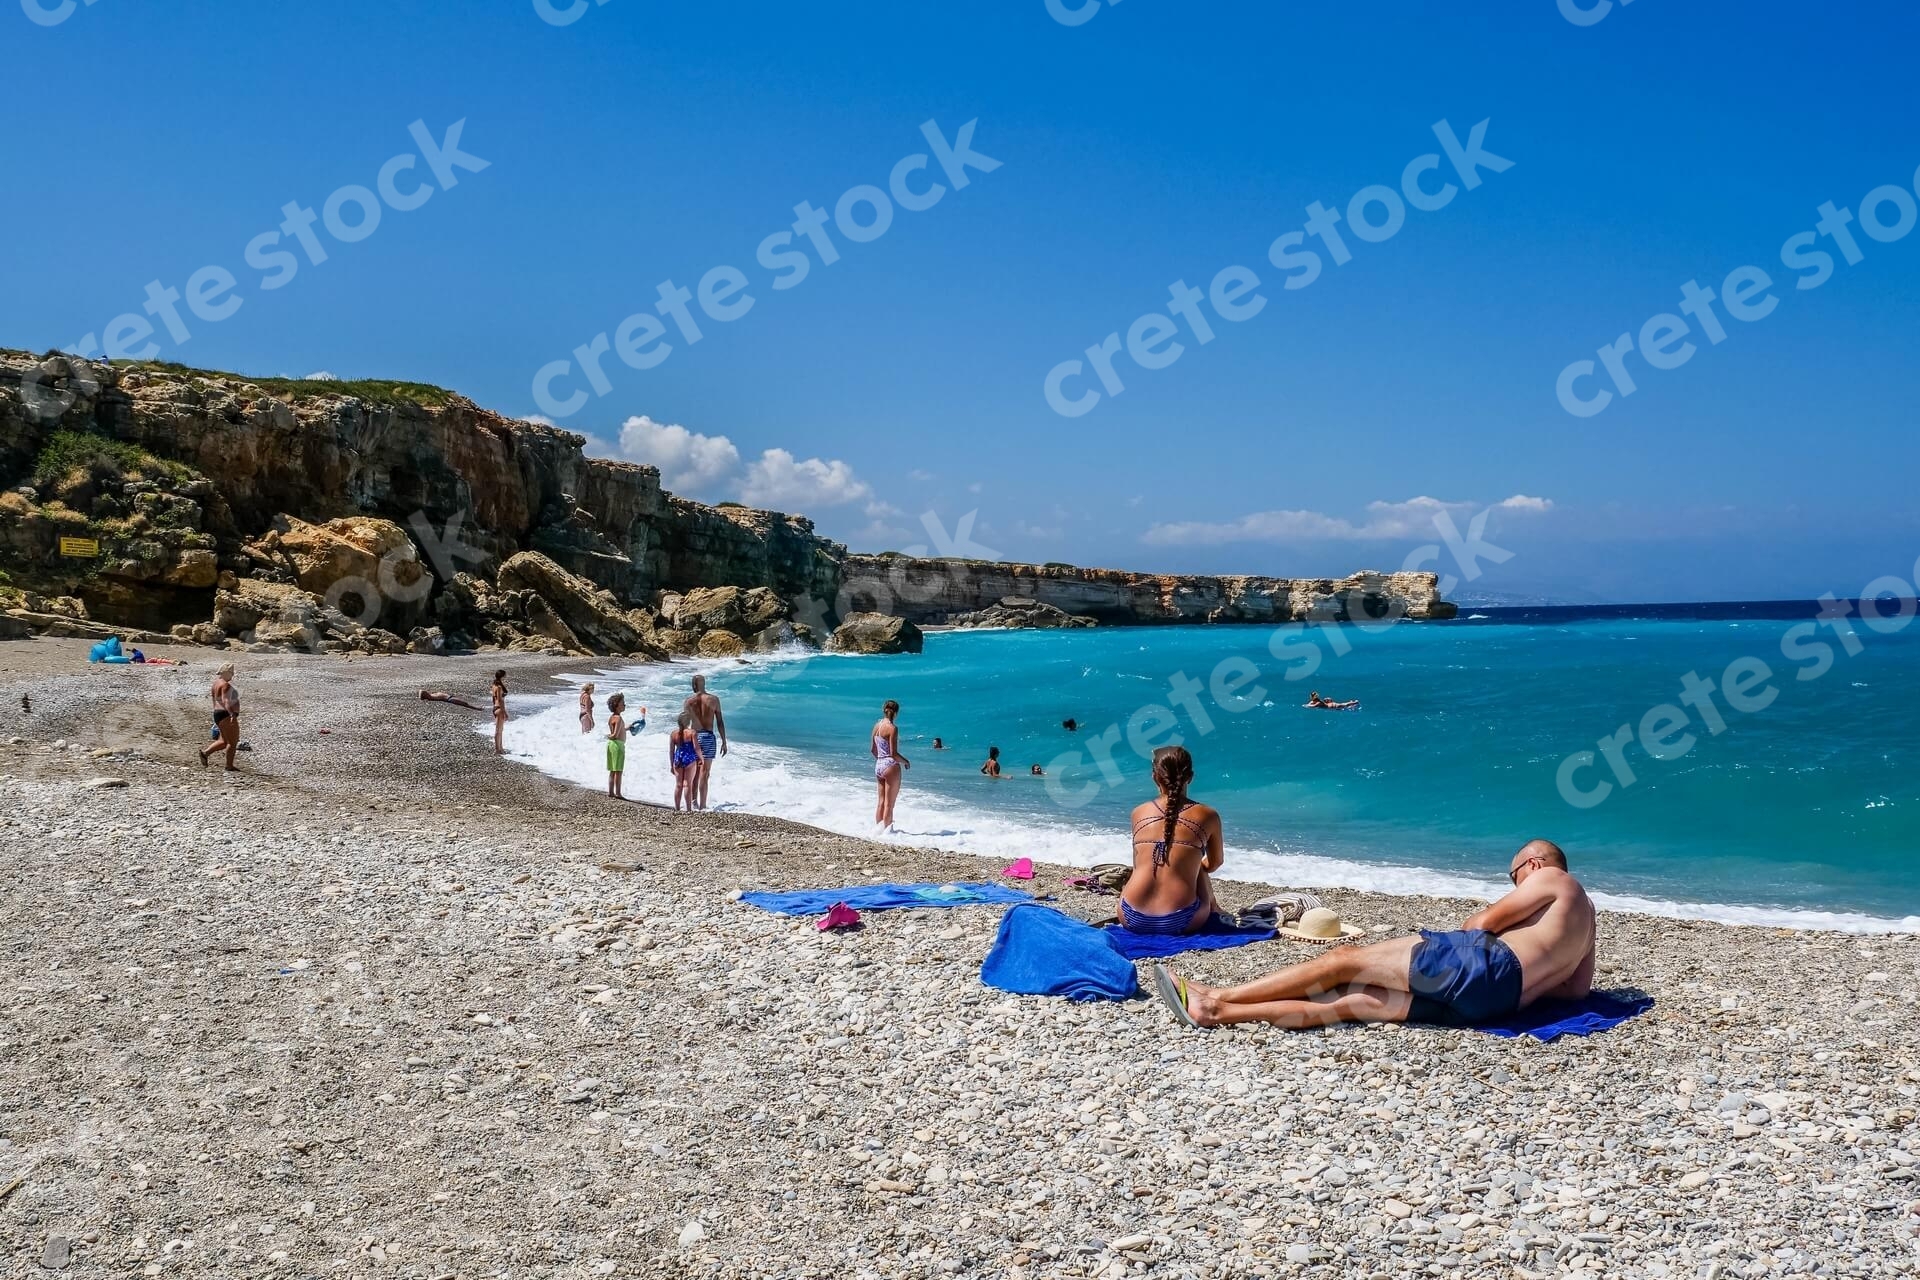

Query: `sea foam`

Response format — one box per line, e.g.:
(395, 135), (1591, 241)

(489, 651), (1920, 935)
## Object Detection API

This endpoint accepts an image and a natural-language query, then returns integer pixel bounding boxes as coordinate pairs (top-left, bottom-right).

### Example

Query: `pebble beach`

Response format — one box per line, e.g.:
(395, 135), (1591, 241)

(0, 641), (1916, 1280)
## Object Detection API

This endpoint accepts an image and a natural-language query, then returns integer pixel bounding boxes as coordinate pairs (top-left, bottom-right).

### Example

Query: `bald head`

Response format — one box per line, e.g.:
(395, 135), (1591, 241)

(1509, 839), (1567, 884)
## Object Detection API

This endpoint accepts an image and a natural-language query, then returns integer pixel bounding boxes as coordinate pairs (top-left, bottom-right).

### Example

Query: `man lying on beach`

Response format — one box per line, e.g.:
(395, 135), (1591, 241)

(1153, 840), (1595, 1029)
(420, 690), (479, 710)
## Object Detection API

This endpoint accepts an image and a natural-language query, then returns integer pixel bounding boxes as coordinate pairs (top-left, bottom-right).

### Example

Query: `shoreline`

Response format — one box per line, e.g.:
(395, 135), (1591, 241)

(1, 640), (1917, 1278)
(499, 644), (1920, 936)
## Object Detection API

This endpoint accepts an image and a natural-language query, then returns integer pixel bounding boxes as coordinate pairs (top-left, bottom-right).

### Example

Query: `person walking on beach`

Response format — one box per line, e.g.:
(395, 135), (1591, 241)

(198, 662), (241, 770)
(871, 699), (909, 831)
(681, 674), (726, 810)
(579, 682), (596, 734)
(605, 693), (627, 799)
(1117, 746), (1224, 936)
(668, 712), (703, 812)
(1153, 840), (1596, 1030)
(491, 670), (508, 755)
(980, 746), (1001, 778)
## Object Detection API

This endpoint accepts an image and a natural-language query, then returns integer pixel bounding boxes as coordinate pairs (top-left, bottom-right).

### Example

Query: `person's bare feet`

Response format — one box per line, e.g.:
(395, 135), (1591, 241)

(1182, 978), (1222, 1027)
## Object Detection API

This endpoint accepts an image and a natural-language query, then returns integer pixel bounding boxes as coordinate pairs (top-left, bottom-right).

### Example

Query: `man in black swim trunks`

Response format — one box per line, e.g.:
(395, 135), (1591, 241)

(1156, 840), (1596, 1029)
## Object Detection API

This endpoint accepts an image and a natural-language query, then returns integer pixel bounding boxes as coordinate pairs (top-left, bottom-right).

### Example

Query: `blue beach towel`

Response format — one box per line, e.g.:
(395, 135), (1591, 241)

(1472, 991), (1654, 1042)
(981, 905), (1139, 1002)
(1103, 915), (1277, 961)
(739, 881), (1032, 917)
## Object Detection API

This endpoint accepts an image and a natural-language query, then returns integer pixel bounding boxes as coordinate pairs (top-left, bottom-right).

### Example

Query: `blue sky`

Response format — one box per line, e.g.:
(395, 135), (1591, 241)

(5, 0), (1918, 602)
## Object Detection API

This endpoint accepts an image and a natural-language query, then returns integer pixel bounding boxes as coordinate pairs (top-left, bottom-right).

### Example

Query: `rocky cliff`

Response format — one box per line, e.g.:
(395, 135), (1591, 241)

(0, 350), (1452, 655)
(838, 557), (1454, 626)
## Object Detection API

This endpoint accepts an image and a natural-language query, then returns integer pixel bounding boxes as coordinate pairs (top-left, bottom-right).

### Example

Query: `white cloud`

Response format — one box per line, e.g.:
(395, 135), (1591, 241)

(740, 448), (874, 511)
(616, 415), (742, 494)
(304, 370), (338, 381)
(522, 413), (554, 427)
(908, 469), (934, 483)
(576, 413), (881, 516)
(1143, 494), (1552, 547)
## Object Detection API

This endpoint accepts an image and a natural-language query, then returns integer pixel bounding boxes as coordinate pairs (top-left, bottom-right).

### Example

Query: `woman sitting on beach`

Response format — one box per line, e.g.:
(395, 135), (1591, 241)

(1118, 745), (1225, 935)
(871, 699), (909, 832)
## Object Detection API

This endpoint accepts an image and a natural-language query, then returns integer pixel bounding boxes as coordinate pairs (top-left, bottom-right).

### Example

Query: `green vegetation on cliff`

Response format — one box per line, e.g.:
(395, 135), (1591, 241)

(111, 360), (457, 409)
(32, 430), (194, 492)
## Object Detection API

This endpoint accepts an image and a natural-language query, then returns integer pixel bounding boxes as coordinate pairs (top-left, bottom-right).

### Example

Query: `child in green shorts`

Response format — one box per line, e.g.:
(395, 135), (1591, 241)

(606, 693), (627, 799)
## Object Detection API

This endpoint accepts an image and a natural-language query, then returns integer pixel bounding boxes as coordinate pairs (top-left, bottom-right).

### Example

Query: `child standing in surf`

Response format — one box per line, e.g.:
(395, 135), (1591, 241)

(669, 712), (703, 812)
(606, 694), (628, 799)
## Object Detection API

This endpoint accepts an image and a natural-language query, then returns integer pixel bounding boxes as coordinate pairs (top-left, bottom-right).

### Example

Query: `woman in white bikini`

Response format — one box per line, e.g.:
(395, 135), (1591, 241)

(870, 699), (909, 831)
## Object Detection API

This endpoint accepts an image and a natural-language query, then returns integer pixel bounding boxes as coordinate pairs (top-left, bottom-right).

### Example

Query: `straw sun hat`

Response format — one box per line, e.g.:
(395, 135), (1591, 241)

(1275, 906), (1364, 943)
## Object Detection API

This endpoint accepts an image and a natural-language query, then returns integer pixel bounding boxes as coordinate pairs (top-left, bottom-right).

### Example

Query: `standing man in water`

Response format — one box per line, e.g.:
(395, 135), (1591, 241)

(682, 674), (727, 810)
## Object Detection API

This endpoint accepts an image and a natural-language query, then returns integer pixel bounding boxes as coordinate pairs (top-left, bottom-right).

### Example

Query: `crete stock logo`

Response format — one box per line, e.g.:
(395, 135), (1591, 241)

(20, 0), (99, 28)
(1558, 0), (1637, 26)
(1046, 0), (1123, 27)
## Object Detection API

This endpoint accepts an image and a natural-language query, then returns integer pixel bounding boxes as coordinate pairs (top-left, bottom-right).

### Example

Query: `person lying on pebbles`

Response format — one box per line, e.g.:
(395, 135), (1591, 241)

(1157, 839), (1595, 1029)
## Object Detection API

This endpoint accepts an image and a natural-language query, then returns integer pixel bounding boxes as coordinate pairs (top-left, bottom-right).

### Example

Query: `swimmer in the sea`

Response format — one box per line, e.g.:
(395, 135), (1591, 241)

(980, 746), (1001, 778)
(1305, 690), (1360, 711)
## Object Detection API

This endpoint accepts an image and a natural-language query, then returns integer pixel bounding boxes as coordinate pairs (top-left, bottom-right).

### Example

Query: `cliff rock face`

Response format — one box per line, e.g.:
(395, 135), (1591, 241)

(0, 350), (1453, 652)
(829, 612), (925, 655)
(494, 552), (665, 658)
(952, 597), (1098, 630)
(838, 557), (1455, 626)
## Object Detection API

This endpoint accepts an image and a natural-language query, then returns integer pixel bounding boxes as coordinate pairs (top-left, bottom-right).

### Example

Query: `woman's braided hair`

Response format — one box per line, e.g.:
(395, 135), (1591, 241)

(1151, 745), (1195, 855)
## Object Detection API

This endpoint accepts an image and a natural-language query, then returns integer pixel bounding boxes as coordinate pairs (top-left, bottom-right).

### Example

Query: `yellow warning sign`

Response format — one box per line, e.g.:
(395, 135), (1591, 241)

(58, 536), (99, 558)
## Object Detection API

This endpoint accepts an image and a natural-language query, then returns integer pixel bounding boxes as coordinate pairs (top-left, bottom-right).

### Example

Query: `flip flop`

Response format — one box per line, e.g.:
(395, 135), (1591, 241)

(1151, 963), (1203, 1030)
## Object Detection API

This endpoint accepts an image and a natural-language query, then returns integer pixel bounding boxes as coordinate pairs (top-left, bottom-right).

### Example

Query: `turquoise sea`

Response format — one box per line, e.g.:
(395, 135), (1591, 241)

(507, 603), (1920, 931)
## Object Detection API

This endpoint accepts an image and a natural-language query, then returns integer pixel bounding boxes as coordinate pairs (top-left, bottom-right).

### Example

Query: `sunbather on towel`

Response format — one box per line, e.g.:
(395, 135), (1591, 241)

(1157, 840), (1595, 1029)
(1118, 746), (1226, 936)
